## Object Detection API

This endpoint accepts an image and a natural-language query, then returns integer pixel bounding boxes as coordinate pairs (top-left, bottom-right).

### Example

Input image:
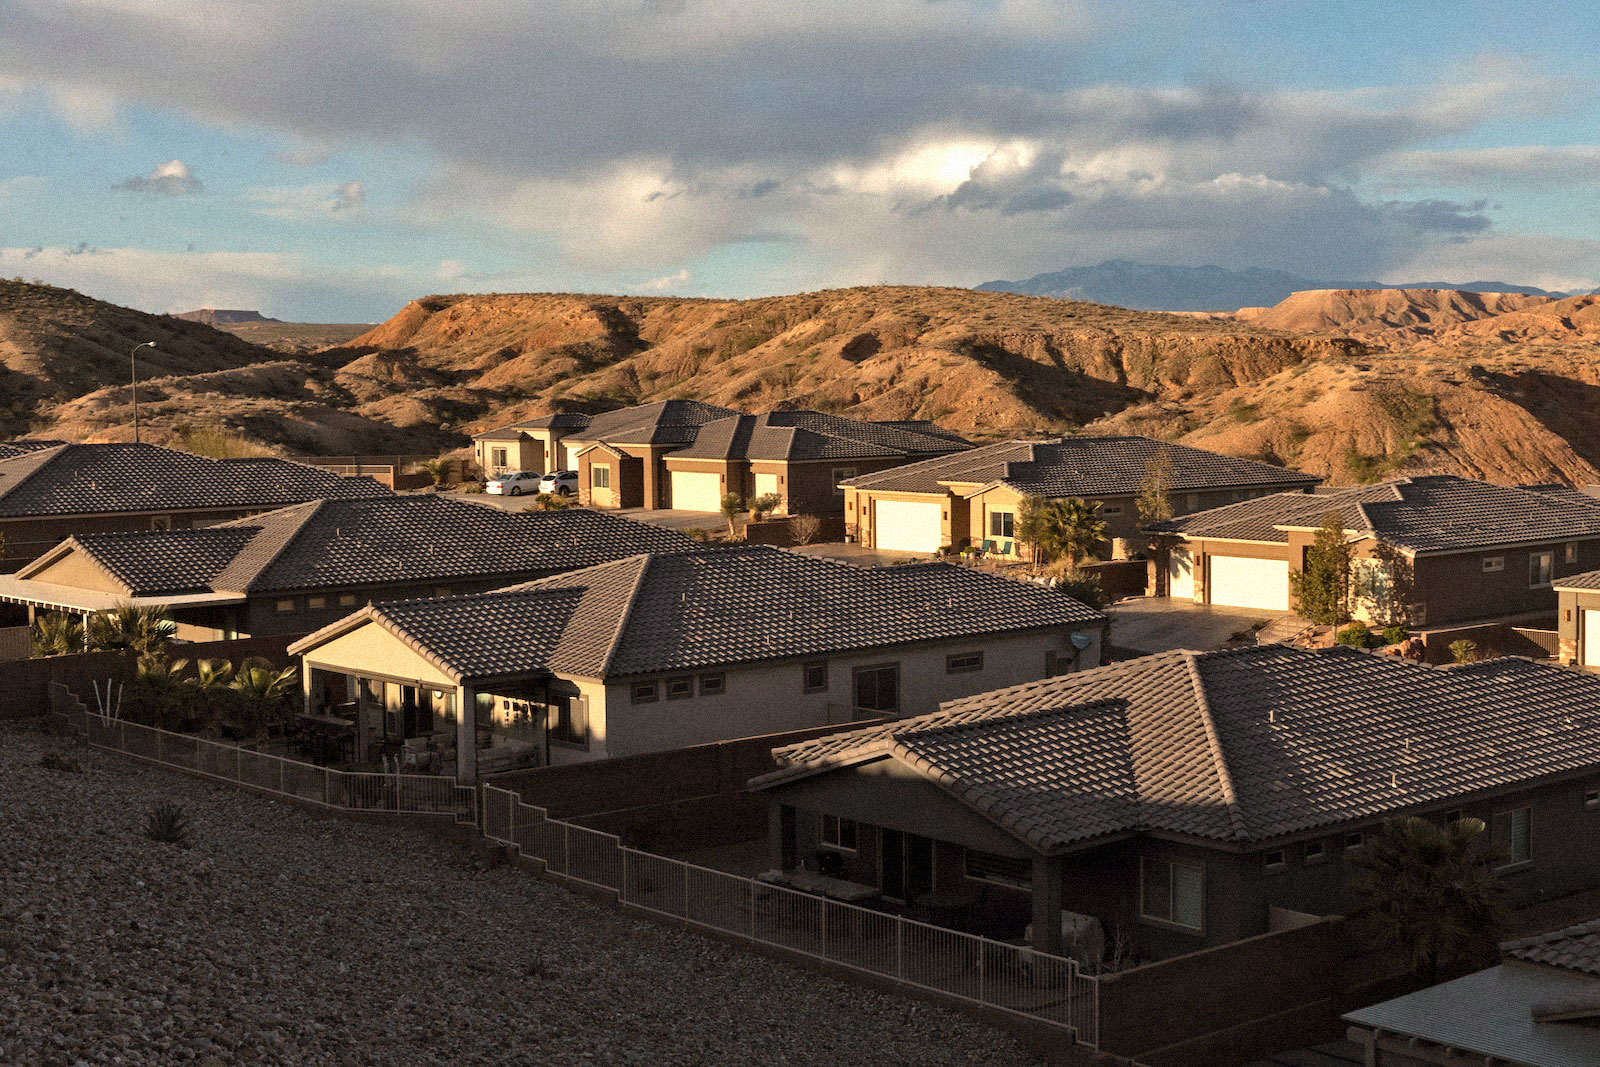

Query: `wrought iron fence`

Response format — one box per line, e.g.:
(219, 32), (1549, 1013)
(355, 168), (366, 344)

(82, 712), (477, 823)
(481, 785), (1098, 1047)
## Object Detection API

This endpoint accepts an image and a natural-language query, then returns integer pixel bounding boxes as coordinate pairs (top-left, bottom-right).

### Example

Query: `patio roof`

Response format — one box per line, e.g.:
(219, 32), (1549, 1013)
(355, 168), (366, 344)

(0, 574), (247, 613)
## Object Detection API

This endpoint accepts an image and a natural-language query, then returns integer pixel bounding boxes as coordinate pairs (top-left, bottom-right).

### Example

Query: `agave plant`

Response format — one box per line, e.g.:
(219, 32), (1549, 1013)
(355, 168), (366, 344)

(144, 802), (190, 846)
(89, 603), (176, 655)
(31, 612), (84, 656)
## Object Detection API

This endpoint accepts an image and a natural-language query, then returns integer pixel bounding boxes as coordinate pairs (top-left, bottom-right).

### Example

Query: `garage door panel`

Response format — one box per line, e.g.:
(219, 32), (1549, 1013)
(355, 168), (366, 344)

(670, 471), (723, 512)
(1169, 547), (1195, 601)
(1209, 555), (1289, 612)
(873, 500), (942, 553)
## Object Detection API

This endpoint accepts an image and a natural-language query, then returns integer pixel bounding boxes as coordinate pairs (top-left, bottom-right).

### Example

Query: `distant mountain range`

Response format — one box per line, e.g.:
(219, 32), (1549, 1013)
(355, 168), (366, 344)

(173, 308), (281, 324)
(975, 259), (1577, 311)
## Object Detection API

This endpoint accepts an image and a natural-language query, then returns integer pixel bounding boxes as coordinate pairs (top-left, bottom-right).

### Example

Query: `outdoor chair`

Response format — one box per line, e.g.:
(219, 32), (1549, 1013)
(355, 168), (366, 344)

(980, 539), (997, 555)
(997, 540), (1013, 556)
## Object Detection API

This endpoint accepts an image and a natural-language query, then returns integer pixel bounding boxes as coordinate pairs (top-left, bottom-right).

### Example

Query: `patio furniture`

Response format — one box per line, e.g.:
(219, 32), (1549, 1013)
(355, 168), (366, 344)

(980, 539), (997, 555)
(756, 868), (882, 903)
(997, 540), (1013, 556)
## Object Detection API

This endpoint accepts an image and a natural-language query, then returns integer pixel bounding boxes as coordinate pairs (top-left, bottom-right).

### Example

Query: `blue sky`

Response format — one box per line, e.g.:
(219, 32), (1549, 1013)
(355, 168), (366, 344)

(1, 0), (1596, 321)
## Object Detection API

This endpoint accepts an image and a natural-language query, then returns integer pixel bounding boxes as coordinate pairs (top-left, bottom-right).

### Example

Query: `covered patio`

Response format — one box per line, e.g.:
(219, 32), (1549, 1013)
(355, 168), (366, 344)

(0, 573), (248, 649)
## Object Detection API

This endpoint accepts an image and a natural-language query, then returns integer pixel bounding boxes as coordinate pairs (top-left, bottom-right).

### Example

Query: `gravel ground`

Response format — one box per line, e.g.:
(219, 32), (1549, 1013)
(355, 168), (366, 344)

(1, 720), (1043, 1066)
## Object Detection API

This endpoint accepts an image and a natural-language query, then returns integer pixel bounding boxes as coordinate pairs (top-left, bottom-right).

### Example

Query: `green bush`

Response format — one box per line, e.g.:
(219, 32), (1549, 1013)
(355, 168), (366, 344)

(1382, 625), (1409, 645)
(683, 527), (711, 542)
(1449, 639), (1478, 663)
(1336, 624), (1372, 647)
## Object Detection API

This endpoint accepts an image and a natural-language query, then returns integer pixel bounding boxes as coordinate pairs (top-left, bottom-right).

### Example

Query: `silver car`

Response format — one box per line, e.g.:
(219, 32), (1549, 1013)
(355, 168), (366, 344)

(538, 470), (579, 496)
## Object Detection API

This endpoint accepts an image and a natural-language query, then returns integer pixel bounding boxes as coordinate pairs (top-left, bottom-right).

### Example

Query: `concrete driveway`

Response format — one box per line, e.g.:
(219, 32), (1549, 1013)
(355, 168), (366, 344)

(1108, 597), (1291, 655)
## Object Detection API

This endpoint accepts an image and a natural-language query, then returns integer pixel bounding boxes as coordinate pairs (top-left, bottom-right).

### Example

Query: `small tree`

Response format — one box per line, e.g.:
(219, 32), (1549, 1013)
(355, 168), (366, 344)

(1136, 446), (1175, 525)
(720, 493), (744, 539)
(750, 493), (782, 521)
(1042, 498), (1109, 567)
(1349, 816), (1507, 983)
(1015, 495), (1051, 567)
(790, 515), (823, 546)
(1289, 513), (1353, 625)
(1354, 543), (1415, 628)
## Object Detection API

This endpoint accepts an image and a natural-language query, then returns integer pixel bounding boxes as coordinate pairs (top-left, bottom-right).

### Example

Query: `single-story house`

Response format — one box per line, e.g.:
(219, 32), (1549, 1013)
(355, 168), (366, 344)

(1153, 475), (1600, 621)
(0, 442), (390, 571)
(289, 544), (1108, 780)
(1346, 920), (1600, 1066)
(840, 435), (1318, 557)
(658, 410), (970, 515)
(0, 495), (695, 641)
(472, 413), (592, 478)
(752, 645), (1600, 961)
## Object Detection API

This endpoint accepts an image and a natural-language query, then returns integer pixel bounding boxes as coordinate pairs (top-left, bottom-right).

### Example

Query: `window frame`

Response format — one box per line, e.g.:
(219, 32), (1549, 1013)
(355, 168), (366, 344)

(988, 510), (1015, 539)
(1482, 555), (1505, 573)
(665, 676), (695, 701)
(274, 598), (296, 614)
(1264, 849), (1287, 872)
(546, 694), (589, 748)
(1303, 841), (1326, 865)
(1567, 542), (1580, 565)
(819, 814), (858, 852)
(1529, 550), (1554, 589)
(592, 464), (612, 490)
(963, 848), (1031, 889)
(1492, 806), (1532, 869)
(698, 673), (726, 697)
(851, 662), (901, 713)
(1344, 831), (1365, 852)
(630, 680), (659, 704)
(1139, 857), (1205, 932)
(1586, 788), (1600, 812)
(490, 446), (508, 468)
(337, 593), (358, 608)
(802, 661), (829, 694)
(306, 595), (327, 610)
(945, 651), (984, 675)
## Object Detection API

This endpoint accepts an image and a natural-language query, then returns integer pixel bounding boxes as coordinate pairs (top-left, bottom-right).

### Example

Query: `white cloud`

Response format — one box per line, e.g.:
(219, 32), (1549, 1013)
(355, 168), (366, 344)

(246, 179), (366, 220)
(326, 180), (364, 213)
(115, 159), (201, 196)
(638, 268), (691, 292)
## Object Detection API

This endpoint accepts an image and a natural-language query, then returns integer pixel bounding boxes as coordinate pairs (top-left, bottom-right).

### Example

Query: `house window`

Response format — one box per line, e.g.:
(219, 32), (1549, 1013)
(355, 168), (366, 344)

(307, 595), (326, 610)
(964, 849), (1031, 889)
(1264, 850), (1286, 871)
(1304, 841), (1326, 864)
(274, 598), (296, 614)
(1482, 555), (1505, 573)
(802, 661), (829, 694)
(1101, 503), (1124, 516)
(831, 467), (857, 493)
(1567, 543), (1580, 565)
(699, 673), (725, 696)
(338, 593), (358, 608)
(491, 447), (508, 468)
(1585, 788), (1600, 811)
(1140, 858), (1204, 931)
(1491, 807), (1532, 867)
(630, 681), (658, 704)
(665, 676), (694, 701)
(945, 651), (984, 674)
(852, 663), (900, 713)
(820, 814), (858, 852)
(1530, 551), (1554, 588)
(1344, 831), (1365, 851)
(1184, 493), (1200, 512)
(988, 511), (1015, 539)
(592, 465), (612, 490)
(547, 695), (588, 747)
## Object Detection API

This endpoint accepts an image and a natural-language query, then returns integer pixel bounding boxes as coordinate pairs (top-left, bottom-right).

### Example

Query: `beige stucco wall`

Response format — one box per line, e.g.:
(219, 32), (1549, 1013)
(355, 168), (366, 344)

(594, 626), (1101, 760)
(26, 550), (124, 592)
(299, 621), (456, 689)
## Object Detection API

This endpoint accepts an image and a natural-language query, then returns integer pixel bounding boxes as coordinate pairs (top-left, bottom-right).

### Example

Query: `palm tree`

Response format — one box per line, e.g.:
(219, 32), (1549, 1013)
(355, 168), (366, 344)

(187, 658), (236, 735)
(89, 603), (176, 655)
(133, 654), (191, 729)
(1349, 815), (1507, 983)
(418, 457), (455, 488)
(31, 612), (83, 656)
(1042, 498), (1109, 566)
(228, 657), (300, 740)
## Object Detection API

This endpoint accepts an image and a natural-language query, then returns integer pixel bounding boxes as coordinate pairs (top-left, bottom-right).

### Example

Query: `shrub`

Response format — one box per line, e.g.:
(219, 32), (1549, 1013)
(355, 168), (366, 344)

(38, 752), (80, 773)
(1050, 565), (1108, 610)
(1336, 624), (1371, 647)
(683, 527), (711, 542)
(461, 481), (486, 494)
(1382, 625), (1409, 645)
(1449, 639), (1478, 663)
(750, 493), (782, 520)
(790, 515), (823, 546)
(145, 802), (190, 846)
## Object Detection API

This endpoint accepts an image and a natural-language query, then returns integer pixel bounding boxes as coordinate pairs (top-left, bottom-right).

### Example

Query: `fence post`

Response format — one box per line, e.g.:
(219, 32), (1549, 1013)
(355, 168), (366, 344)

(563, 823), (571, 875)
(683, 862), (690, 917)
(622, 850), (632, 904)
(748, 880), (756, 939)
(896, 922), (904, 980)
(977, 940), (985, 1006)
(821, 901), (829, 960)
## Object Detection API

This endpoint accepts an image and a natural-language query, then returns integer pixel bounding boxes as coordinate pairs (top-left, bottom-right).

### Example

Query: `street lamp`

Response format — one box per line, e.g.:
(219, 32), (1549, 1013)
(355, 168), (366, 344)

(130, 341), (156, 444)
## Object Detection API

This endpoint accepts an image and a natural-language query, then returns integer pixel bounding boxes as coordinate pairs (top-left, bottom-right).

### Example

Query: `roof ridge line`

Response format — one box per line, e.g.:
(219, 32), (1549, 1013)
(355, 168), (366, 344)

(227, 498), (326, 593)
(0, 443), (70, 504)
(592, 553), (654, 677)
(1184, 651), (1251, 841)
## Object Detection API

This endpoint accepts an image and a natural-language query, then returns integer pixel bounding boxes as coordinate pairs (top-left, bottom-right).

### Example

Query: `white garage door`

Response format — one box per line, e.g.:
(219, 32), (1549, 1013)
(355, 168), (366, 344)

(1168, 547), (1195, 601)
(1208, 555), (1290, 612)
(1585, 610), (1600, 668)
(670, 471), (724, 512)
(873, 499), (943, 553)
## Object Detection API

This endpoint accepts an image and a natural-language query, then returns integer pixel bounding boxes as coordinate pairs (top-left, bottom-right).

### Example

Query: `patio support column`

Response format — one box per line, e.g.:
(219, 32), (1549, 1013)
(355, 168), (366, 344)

(1031, 855), (1065, 955)
(300, 663), (315, 717)
(769, 803), (796, 871)
(455, 684), (478, 785)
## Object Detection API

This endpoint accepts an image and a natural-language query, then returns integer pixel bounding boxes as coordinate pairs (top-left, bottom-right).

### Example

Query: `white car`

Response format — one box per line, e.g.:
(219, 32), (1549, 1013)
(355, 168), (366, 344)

(485, 471), (541, 496)
(539, 470), (578, 496)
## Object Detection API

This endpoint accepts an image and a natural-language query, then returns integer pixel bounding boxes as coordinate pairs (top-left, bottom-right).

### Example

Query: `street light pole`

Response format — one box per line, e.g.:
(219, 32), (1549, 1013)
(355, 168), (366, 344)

(130, 341), (156, 444)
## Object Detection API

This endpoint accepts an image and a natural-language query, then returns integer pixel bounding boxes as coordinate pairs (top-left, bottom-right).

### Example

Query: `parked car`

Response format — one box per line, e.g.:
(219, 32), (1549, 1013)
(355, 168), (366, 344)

(485, 471), (541, 496)
(539, 470), (578, 496)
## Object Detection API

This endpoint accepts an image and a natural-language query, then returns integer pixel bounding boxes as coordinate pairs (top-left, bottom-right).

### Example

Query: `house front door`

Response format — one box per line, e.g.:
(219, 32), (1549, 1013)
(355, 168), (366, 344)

(880, 829), (934, 902)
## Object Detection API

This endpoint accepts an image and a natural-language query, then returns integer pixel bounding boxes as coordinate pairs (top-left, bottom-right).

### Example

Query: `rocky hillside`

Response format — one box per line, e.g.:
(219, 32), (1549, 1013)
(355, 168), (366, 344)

(7, 279), (1600, 487)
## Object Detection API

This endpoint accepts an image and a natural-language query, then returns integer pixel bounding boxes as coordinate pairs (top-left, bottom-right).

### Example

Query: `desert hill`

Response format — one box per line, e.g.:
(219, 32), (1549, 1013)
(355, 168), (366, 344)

(7, 279), (1600, 488)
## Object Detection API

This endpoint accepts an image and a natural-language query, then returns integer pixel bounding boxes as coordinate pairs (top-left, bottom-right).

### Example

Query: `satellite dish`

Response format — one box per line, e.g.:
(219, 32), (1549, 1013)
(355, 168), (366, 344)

(1070, 632), (1093, 651)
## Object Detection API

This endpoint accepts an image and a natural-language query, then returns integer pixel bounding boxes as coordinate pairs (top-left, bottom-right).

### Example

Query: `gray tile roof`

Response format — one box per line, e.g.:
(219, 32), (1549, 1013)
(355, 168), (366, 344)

(568, 400), (741, 447)
(1506, 920), (1600, 977)
(474, 413), (592, 440)
(1160, 475), (1600, 553)
(758, 644), (1600, 853)
(28, 496), (696, 597)
(668, 411), (971, 463)
(0, 440), (66, 459)
(0, 444), (390, 518)
(840, 436), (1317, 497)
(1555, 569), (1600, 592)
(293, 545), (1106, 683)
